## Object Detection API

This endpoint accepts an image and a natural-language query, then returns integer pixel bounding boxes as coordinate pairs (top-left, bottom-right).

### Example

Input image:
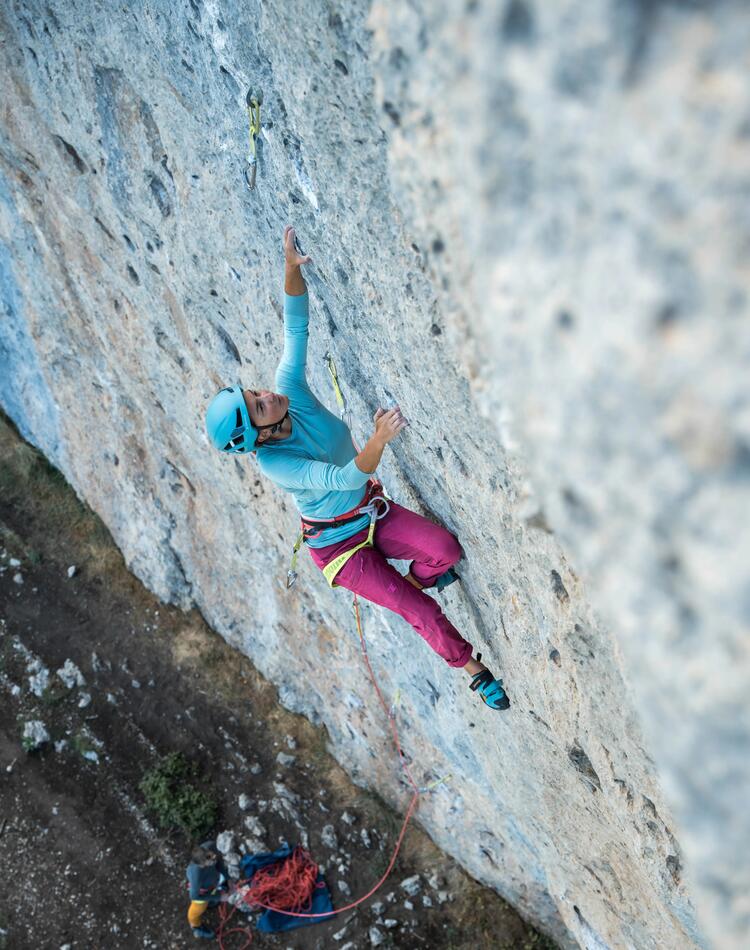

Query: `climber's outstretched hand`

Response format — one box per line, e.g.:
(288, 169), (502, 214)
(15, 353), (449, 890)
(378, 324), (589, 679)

(284, 225), (311, 266)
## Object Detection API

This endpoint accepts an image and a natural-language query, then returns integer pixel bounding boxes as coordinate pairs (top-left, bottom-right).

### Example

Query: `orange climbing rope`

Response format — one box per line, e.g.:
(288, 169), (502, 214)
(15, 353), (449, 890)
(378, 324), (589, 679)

(245, 846), (320, 912)
(214, 593), (444, 948)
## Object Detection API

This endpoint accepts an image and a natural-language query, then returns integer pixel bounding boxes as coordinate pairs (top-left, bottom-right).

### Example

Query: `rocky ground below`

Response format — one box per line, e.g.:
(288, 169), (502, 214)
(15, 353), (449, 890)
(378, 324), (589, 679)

(0, 410), (555, 950)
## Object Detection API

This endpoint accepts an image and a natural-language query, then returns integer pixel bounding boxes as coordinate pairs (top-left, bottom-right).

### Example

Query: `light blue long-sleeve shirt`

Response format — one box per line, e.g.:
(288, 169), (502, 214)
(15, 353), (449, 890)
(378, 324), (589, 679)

(256, 290), (371, 548)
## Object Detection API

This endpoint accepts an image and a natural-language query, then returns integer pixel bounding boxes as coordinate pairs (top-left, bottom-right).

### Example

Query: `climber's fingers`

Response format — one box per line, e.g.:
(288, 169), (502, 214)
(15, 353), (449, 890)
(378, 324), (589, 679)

(284, 226), (312, 265)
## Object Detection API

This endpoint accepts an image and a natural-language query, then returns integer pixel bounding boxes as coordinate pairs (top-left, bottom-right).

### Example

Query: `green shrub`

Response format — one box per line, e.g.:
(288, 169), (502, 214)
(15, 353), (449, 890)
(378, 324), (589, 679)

(140, 752), (217, 838)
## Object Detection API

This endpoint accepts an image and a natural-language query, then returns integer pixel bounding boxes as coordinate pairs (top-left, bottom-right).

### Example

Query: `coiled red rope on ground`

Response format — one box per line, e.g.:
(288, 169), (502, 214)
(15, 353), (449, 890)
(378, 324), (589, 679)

(215, 593), (424, 948)
(245, 846), (319, 912)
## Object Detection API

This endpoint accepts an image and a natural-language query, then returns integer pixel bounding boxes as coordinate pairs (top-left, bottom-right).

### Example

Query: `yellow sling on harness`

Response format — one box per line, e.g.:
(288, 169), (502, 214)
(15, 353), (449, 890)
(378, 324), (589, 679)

(321, 514), (377, 588)
(287, 497), (388, 590)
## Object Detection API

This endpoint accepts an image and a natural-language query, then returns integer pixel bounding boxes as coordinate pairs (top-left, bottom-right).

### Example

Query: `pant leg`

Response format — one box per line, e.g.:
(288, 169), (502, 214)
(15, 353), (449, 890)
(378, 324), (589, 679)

(188, 900), (208, 928)
(373, 502), (463, 588)
(332, 545), (473, 668)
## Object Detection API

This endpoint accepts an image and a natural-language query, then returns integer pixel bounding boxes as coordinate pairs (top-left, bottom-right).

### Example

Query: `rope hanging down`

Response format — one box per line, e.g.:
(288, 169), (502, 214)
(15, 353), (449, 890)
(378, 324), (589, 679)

(213, 357), (448, 946)
(215, 600), (450, 948)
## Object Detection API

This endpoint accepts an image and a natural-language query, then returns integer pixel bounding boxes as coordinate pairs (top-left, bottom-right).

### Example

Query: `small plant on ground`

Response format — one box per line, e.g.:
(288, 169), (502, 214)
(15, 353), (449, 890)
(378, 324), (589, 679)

(140, 751), (218, 838)
(71, 732), (97, 758)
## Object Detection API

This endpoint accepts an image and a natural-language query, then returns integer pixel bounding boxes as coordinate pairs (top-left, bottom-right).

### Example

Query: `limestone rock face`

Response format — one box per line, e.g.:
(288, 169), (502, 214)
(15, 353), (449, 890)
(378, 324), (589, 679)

(1, 1), (746, 947)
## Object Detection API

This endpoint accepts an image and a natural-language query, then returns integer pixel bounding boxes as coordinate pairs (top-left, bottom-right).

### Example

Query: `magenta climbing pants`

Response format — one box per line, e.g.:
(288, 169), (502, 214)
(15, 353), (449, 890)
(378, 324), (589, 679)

(308, 501), (473, 667)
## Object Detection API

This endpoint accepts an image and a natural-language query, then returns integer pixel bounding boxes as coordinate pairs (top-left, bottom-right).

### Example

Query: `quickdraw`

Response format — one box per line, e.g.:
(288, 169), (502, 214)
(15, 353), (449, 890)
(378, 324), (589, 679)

(324, 352), (349, 424)
(245, 89), (262, 190)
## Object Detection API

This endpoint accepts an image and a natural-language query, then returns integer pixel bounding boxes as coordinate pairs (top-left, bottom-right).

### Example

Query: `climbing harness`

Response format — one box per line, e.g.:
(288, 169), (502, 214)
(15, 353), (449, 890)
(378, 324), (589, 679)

(286, 479), (390, 590)
(245, 89), (262, 189)
(320, 492), (389, 588)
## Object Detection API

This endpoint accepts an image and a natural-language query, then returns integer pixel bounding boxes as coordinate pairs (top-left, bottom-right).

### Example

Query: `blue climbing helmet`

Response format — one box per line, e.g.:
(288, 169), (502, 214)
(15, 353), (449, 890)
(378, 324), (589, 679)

(205, 383), (258, 455)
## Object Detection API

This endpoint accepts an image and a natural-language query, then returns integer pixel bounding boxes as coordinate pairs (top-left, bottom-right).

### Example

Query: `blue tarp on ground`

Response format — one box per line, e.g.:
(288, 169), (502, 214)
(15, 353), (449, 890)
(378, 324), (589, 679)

(240, 844), (335, 933)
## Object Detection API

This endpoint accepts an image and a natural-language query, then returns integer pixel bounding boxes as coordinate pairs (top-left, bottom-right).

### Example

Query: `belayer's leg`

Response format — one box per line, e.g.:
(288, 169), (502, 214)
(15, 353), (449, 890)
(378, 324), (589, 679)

(188, 901), (214, 939)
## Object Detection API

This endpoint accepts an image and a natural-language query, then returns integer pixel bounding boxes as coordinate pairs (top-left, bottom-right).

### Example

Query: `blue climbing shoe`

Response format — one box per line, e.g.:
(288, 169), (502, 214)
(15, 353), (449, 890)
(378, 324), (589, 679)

(435, 567), (460, 592)
(470, 668), (510, 710)
(192, 926), (215, 940)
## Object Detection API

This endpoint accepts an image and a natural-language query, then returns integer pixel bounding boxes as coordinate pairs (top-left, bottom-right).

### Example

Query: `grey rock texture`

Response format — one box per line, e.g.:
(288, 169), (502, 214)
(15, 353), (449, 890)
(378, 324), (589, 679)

(365, 3), (750, 946)
(0, 1), (747, 947)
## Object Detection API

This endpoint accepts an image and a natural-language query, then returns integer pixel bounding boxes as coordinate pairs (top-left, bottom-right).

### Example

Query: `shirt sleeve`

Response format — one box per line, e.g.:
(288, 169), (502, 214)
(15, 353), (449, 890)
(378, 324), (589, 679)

(275, 291), (318, 412)
(259, 451), (371, 493)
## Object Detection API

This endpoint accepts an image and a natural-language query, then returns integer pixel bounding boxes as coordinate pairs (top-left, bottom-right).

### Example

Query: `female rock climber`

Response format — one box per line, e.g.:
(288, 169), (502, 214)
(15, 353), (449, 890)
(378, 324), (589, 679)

(205, 226), (509, 711)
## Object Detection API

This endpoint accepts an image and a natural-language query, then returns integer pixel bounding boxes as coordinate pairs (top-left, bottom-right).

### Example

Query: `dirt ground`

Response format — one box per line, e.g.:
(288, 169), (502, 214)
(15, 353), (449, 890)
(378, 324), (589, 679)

(0, 410), (556, 950)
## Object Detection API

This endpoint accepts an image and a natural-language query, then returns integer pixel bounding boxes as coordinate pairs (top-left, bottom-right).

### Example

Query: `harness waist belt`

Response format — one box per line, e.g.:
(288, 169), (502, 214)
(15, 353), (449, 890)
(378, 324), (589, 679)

(300, 479), (383, 539)
(301, 509), (369, 531)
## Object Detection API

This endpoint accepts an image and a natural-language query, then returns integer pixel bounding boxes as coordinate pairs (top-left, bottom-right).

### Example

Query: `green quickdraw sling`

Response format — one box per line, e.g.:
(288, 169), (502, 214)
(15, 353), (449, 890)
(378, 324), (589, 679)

(245, 89), (262, 189)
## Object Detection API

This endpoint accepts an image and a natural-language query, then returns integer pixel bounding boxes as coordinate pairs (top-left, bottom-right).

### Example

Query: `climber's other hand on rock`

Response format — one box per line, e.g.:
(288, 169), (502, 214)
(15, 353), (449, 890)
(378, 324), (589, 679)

(374, 406), (409, 445)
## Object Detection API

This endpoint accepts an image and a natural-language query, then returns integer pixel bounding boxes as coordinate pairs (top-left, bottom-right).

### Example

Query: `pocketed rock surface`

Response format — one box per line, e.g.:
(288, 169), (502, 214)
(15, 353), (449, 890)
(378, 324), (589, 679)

(1, 1), (748, 947)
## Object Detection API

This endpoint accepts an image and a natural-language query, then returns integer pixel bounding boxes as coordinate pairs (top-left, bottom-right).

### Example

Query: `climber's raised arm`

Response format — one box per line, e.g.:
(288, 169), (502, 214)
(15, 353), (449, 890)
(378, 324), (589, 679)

(276, 227), (314, 404)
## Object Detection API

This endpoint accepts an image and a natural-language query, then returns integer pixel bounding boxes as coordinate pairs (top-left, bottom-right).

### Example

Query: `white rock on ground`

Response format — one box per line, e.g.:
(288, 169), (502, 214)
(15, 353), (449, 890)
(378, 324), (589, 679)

(369, 926), (384, 947)
(215, 832), (235, 855)
(321, 824), (338, 851)
(28, 662), (50, 697)
(243, 816), (266, 839)
(56, 659), (85, 689)
(399, 874), (421, 897)
(22, 720), (50, 751)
